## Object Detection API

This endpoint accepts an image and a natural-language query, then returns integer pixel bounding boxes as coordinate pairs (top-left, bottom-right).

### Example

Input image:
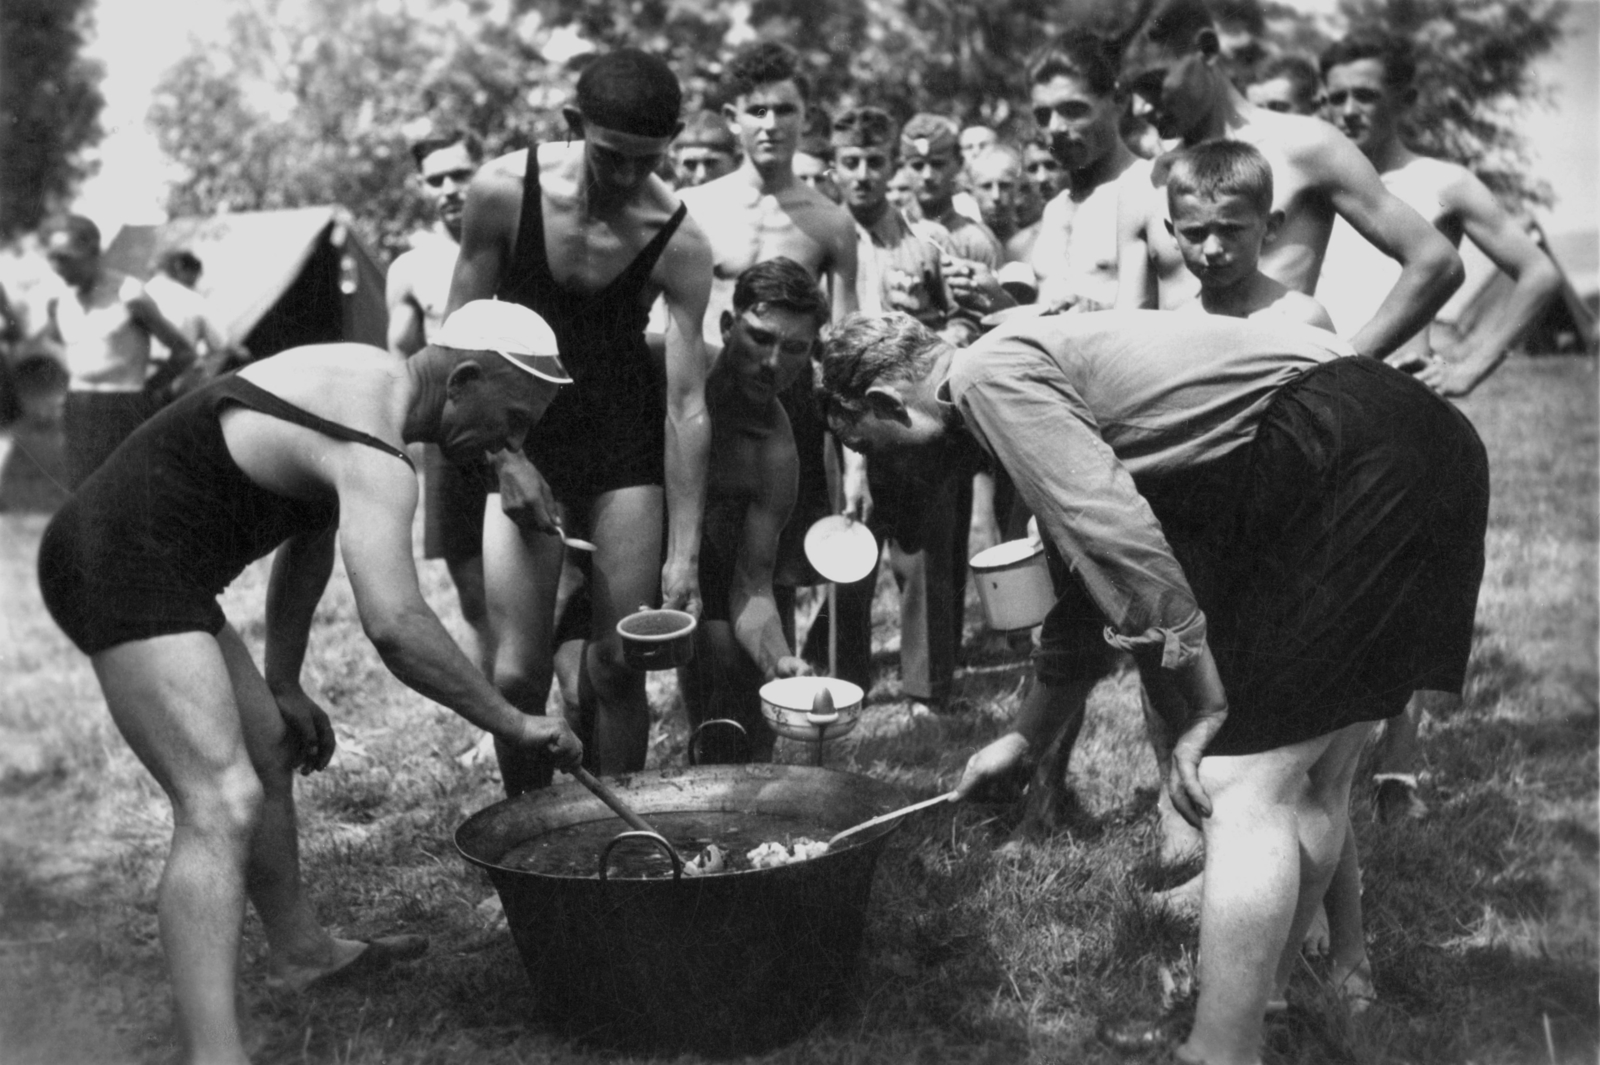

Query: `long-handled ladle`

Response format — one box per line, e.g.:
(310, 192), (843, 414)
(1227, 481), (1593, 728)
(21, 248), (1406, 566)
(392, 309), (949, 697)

(826, 790), (959, 849)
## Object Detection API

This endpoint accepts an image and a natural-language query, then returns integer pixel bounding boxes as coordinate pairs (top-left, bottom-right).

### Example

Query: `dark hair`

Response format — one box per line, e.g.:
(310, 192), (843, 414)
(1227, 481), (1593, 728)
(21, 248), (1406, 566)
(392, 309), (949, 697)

(798, 105), (833, 159)
(1165, 139), (1273, 215)
(723, 40), (810, 102)
(1028, 29), (1123, 97)
(409, 128), (484, 170)
(158, 249), (203, 278)
(574, 48), (683, 138)
(679, 109), (738, 152)
(49, 214), (101, 252)
(732, 256), (829, 327)
(1138, 0), (1217, 53)
(830, 107), (898, 152)
(817, 312), (943, 422)
(1248, 53), (1322, 109)
(1319, 34), (1416, 91)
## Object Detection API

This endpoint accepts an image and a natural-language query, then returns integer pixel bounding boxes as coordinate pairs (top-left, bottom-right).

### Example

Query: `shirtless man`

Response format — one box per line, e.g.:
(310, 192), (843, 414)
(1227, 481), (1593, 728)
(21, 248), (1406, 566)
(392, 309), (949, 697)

(1027, 31), (1141, 313)
(1113, 0), (1462, 865)
(678, 258), (826, 762)
(1316, 33), (1560, 397)
(447, 48), (713, 787)
(1316, 33), (1560, 824)
(43, 215), (198, 488)
(387, 128), (492, 671)
(36, 299), (582, 1065)
(679, 40), (858, 347)
(672, 109), (741, 189)
(1243, 53), (1323, 116)
(1113, 0), (1463, 366)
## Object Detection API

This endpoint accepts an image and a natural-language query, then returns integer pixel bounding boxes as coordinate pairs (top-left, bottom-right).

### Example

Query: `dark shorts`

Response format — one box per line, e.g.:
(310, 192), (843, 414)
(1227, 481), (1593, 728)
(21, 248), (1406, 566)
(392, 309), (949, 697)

(38, 502), (229, 655)
(1168, 357), (1487, 755)
(64, 390), (151, 490)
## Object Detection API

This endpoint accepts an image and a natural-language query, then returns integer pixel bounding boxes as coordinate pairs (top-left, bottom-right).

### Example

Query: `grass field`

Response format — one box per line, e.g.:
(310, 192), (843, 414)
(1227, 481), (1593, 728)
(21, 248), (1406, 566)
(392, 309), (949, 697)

(0, 355), (1594, 1065)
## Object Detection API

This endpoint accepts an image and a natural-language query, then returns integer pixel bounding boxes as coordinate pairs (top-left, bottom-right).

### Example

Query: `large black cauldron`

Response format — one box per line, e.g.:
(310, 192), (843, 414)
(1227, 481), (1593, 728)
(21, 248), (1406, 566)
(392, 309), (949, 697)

(455, 763), (909, 1055)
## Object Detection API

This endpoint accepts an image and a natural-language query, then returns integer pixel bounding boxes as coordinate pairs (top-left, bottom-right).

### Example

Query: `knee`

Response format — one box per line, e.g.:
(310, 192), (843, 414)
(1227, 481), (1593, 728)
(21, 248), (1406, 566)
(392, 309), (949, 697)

(175, 762), (263, 842)
(494, 655), (553, 711)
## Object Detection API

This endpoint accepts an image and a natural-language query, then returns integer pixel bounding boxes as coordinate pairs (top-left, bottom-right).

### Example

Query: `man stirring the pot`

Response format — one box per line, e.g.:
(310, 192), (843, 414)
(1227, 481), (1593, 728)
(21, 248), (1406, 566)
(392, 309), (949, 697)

(677, 257), (827, 763)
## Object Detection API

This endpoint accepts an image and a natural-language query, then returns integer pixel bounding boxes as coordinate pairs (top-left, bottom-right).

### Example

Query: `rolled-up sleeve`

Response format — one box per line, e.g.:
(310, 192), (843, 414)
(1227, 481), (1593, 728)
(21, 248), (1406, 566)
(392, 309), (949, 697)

(951, 355), (1207, 668)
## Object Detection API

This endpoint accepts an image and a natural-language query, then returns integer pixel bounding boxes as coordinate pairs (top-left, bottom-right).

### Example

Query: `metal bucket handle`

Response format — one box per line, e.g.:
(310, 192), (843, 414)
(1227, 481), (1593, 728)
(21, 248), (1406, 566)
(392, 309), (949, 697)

(598, 830), (684, 882)
(686, 718), (750, 766)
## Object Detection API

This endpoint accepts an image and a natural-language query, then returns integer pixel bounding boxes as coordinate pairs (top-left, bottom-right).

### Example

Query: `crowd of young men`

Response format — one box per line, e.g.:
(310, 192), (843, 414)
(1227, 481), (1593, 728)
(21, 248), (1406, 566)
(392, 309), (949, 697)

(32, 0), (1562, 1060)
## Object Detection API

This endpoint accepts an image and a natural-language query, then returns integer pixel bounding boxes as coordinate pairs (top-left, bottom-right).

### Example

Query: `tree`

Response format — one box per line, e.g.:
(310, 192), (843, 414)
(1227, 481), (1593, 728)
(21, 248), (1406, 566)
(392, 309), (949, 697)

(0, 0), (105, 240)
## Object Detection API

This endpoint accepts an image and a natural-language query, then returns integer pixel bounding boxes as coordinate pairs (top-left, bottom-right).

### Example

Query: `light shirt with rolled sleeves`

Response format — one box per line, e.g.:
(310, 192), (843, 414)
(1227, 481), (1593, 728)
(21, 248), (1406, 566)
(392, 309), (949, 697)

(939, 310), (1354, 666)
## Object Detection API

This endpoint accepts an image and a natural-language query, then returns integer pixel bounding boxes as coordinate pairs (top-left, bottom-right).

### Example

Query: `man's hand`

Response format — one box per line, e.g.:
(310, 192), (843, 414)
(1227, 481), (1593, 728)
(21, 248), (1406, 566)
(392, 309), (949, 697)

(274, 685), (336, 775)
(492, 449), (560, 533)
(941, 256), (1013, 316)
(772, 655), (813, 679)
(1167, 706), (1227, 829)
(954, 731), (1033, 801)
(661, 557), (702, 617)
(842, 451), (873, 523)
(512, 714), (583, 769)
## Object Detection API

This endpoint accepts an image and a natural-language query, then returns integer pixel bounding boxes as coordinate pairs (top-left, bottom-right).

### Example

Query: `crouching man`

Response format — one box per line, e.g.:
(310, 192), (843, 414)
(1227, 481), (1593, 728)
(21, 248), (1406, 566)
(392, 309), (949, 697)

(816, 309), (1487, 1065)
(679, 257), (827, 762)
(36, 300), (583, 1065)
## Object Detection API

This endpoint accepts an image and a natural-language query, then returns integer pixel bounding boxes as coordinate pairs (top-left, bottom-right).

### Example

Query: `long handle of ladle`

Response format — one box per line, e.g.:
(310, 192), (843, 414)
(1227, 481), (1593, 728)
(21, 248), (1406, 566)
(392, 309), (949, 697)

(828, 580), (838, 680)
(567, 766), (657, 835)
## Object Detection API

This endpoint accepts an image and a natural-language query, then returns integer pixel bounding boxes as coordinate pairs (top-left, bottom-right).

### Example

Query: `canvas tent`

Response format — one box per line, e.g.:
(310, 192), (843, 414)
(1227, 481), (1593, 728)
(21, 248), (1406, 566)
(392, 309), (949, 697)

(103, 205), (387, 358)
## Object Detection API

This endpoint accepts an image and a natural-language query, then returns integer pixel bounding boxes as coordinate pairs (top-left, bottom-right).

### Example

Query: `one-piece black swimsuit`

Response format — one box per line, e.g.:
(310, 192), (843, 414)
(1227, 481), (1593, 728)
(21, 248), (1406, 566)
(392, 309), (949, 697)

(496, 146), (687, 503)
(38, 375), (413, 655)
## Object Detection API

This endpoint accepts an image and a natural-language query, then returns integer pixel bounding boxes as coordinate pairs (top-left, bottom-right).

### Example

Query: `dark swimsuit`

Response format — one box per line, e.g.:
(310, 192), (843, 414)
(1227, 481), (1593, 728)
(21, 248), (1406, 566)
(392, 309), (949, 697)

(38, 375), (413, 655)
(497, 147), (688, 503)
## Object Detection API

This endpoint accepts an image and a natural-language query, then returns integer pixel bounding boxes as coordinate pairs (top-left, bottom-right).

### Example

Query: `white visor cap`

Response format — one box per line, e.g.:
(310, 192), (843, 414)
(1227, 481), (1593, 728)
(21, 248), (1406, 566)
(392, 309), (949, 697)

(434, 299), (572, 384)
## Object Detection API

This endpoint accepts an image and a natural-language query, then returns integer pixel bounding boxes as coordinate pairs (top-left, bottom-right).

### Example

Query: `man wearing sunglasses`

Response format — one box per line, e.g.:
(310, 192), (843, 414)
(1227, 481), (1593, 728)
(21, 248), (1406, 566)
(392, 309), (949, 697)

(1112, 0), (1462, 373)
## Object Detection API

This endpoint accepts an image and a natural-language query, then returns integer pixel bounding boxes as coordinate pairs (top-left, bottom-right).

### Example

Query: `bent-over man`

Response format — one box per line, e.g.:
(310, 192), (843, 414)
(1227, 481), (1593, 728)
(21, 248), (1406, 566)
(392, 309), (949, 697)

(678, 258), (827, 762)
(36, 300), (583, 1065)
(818, 308), (1487, 1065)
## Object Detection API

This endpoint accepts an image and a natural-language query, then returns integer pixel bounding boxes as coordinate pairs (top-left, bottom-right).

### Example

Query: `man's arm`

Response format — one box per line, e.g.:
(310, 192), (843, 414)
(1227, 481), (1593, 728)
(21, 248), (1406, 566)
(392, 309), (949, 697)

(1420, 175), (1561, 397)
(1315, 135), (1464, 359)
(128, 292), (197, 395)
(729, 432), (808, 679)
(332, 450), (580, 761)
(385, 254), (427, 358)
(656, 217), (715, 616)
(262, 523), (339, 772)
(1113, 172), (1157, 310)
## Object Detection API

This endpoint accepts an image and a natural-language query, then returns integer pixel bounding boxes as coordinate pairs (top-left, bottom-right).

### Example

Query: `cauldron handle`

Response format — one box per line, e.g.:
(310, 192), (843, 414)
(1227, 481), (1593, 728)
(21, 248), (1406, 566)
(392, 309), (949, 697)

(598, 830), (685, 882)
(686, 718), (750, 766)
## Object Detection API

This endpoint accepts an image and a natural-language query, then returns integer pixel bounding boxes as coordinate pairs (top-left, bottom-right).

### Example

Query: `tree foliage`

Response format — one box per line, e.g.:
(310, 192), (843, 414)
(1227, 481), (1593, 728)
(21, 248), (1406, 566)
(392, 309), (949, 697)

(151, 0), (1570, 264)
(0, 0), (105, 240)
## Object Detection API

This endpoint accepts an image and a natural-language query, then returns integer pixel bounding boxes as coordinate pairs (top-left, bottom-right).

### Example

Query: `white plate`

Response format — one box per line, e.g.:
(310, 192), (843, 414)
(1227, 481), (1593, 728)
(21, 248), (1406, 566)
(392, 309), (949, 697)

(803, 515), (878, 584)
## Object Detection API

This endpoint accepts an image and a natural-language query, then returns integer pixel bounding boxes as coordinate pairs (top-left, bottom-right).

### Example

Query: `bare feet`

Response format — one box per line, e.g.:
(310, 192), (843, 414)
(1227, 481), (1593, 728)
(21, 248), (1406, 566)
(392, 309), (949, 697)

(266, 934), (428, 993)
(1331, 957), (1377, 1015)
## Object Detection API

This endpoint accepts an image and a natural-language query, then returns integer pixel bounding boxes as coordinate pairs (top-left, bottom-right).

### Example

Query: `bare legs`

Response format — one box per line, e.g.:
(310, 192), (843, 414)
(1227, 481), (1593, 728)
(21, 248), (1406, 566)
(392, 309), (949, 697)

(1179, 720), (1375, 1065)
(444, 555), (495, 676)
(92, 626), (349, 1065)
(483, 485), (665, 786)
